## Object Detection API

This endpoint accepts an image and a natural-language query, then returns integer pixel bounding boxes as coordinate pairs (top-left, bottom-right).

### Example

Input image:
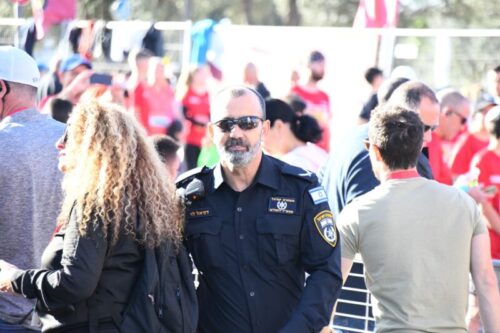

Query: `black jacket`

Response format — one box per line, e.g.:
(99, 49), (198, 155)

(11, 209), (143, 332)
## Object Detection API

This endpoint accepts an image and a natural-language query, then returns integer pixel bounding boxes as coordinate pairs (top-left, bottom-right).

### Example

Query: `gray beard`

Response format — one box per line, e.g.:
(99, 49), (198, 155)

(220, 136), (262, 167)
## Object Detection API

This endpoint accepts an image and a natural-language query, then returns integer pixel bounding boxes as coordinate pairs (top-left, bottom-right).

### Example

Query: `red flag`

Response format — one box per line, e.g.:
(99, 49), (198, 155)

(11, 0), (30, 4)
(32, 0), (77, 39)
(353, 0), (399, 28)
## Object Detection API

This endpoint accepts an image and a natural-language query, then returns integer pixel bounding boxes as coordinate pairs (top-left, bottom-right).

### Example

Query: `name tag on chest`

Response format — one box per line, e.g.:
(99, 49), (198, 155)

(187, 208), (212, 218)
(268, 197), (297, 215)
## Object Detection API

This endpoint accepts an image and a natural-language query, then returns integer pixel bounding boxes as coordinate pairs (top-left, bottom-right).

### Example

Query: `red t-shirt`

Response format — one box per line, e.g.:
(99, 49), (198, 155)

(134, 82), (176, 135)
(291, 85), (331, 151)
(182, 88), (210, 147)
(449, 133), (488, 177)
(472, 149), (500, 259)
(428, 132), (452, 185)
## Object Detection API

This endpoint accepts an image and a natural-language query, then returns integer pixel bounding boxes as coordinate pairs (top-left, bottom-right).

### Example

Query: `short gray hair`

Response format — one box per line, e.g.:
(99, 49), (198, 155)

(213, 85), (266, 119)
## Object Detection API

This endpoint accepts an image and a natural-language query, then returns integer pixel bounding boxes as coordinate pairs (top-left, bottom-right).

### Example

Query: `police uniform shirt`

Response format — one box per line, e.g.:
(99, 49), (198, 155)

(177, 154), (343, 333)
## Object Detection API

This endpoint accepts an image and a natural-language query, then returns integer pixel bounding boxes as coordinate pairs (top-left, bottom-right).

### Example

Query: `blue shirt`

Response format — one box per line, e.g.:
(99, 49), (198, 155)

(177, 154), (343, 333)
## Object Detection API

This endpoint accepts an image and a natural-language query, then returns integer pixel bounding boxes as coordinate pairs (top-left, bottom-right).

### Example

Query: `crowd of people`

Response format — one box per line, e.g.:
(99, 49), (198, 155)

(0, 40), (499, 333)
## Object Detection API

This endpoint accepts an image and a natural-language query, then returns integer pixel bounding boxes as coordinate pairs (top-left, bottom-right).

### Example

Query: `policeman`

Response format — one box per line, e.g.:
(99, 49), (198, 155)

(176, 86), (343, 333)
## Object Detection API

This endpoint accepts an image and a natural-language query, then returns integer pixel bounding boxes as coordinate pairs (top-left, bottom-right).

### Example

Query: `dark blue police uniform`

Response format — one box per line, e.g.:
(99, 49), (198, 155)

(176, 154), (343, 333)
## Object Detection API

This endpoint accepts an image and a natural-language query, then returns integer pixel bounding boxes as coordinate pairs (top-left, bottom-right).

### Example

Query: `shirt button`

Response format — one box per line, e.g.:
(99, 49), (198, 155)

(239, 234), (245, 240)
(249, 291), (255, 297)
(236, 207), (242, 212)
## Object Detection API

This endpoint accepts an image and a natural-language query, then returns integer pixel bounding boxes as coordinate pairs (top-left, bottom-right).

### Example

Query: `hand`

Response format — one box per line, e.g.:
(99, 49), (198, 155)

(468, 186), (494, 205)
(0, 260), (19, 294)
(60, 70), (93, 103)
(319, 325), (334, 333)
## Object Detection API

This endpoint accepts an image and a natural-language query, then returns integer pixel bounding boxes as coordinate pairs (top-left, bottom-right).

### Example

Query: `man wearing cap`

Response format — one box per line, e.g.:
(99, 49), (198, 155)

(291, 51), (331, 151)
(39, 54), (92, 109)
(0, 46), (64, 332)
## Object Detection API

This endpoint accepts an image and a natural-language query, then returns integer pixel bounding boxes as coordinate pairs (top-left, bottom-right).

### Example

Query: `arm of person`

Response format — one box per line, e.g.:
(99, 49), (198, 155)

(279, 185), (343, 333)
(468, 187), (500, 234)
(470, 233), (500, 332)
(9, 210), (108, 313)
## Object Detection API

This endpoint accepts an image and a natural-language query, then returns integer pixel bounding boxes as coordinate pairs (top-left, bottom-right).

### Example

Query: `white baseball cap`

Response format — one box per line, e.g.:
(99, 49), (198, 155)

(0, 46), (40, 88)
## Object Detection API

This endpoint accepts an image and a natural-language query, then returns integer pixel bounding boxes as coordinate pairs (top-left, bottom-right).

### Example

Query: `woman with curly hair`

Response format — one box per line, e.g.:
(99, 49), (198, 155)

(0, 101), (184, 332)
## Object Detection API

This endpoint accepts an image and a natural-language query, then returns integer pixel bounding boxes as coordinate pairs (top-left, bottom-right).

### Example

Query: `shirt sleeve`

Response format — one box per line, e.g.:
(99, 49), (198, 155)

(280, 182), (343, 333)
(337, 203), (360, 260)
(11, 210), (108, 314)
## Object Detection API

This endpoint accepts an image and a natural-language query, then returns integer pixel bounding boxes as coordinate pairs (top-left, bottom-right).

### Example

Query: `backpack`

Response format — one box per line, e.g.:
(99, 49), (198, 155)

(89, 242), (198, 333)
(119, 243), (198, 333)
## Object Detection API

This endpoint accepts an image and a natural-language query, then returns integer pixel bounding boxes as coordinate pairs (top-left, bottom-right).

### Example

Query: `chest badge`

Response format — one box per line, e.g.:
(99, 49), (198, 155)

(268, 197), (297, 215)
(187, 208), (212, 218)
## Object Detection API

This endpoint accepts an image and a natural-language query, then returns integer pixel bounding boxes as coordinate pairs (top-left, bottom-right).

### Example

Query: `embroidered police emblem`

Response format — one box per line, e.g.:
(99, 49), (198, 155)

(313, 210), (337, 247)
(268, 197), (297, 214)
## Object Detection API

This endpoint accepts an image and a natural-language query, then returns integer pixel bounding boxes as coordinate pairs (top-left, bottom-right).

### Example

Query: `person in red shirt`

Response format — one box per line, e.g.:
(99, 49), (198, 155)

(469, 106), (500, 260)
(428, 90), (470, 184)
(181, 66), (211, 170)
(291, 51), (331, 151)
(449, 93), (496, 178)
(134, 57), (178, 135)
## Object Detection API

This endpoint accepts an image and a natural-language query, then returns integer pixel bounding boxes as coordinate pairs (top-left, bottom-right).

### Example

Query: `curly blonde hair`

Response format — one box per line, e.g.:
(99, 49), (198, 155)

(58, 101), (183, 247)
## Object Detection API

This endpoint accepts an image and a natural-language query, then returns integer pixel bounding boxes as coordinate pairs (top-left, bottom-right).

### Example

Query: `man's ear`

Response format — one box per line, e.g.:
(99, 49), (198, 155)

(262, 119), (270, 137)
(372, 144), (384, 163)
(0, 80), (6, 99)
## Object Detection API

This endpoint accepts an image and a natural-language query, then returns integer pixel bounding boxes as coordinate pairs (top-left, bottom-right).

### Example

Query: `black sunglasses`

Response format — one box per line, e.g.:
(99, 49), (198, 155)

(214, 116), (263, 133)
(424, 124), (438, 132)
(446, 110), (468, 125)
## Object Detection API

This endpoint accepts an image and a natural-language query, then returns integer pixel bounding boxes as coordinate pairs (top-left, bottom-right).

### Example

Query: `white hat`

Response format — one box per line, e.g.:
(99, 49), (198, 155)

(0, 46), (40, 88)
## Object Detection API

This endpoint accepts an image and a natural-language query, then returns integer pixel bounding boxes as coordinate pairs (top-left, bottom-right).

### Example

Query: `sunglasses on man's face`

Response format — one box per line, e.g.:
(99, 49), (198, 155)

(424, 124), (438, 132)
(214, 116), (263, 133)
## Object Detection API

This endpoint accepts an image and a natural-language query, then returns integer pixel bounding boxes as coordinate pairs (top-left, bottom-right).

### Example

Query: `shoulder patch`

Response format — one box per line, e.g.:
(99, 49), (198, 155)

(308, 186), (328, 205)
(281, 164), (316, 183)
(175, 166), (210, 187)
(313, 210), (337, 247)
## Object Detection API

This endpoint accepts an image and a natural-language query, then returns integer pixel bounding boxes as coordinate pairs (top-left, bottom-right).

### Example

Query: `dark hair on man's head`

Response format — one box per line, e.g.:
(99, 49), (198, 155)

(48, 98), (73, 123)
(369, 104), (424, 170)
(388, 81), (438, 111)
(265, 98), (322, 143)
(376, 77), (409, 104)
(364, 67), (383, 85)
(152, 135), (180, 162)
(494, 65), (500, 73)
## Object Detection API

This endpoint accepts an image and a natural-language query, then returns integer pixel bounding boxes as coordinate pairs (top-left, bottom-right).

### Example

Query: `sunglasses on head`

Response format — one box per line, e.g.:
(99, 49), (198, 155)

(214, 116), (263, 133)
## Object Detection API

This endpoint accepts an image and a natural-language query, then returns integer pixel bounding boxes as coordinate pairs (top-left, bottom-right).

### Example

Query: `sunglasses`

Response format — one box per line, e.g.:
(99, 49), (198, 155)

(424, 124), (438, 132)
(214, 116), (263, 133)
(445, 110), (468, 125)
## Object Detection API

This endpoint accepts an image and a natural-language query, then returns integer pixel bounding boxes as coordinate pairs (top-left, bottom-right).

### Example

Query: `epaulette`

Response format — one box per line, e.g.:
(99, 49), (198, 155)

(281, 164), (316, 183)
(175, 166), (211, 187)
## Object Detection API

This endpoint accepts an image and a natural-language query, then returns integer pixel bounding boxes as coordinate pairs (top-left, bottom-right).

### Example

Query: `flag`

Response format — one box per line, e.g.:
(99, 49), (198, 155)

(353, 0), (399, 28)
(32, 0), (77, 39)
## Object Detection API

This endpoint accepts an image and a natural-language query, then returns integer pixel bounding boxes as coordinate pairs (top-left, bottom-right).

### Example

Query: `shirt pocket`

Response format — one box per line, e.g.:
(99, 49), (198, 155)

(256, 215), (302, 267)
(184, 218), (225, 272)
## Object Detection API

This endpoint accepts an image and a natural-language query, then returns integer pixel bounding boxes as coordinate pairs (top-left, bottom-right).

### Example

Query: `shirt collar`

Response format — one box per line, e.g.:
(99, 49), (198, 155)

(212, 153), (280, 191)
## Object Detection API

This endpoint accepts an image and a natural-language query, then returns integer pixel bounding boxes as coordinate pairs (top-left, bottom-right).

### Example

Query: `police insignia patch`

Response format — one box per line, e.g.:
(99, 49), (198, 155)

(313, 210), (337, 247)
(308, 186), (328, 205)
(268, 197), (297, 214)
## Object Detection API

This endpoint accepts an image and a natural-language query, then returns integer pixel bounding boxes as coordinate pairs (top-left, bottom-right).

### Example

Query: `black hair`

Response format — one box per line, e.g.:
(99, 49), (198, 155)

(377, 77), (409, 104)
(494, 65), (500, 73)
(388, 81), (438, 111)
(265, 98), (322, 143)
(166, 119), (183, 140)
(48, 98), (73, 124)
(369, 104), (424, 170)
(364, 67), (383, 85)
(152, 134), (180, 162)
